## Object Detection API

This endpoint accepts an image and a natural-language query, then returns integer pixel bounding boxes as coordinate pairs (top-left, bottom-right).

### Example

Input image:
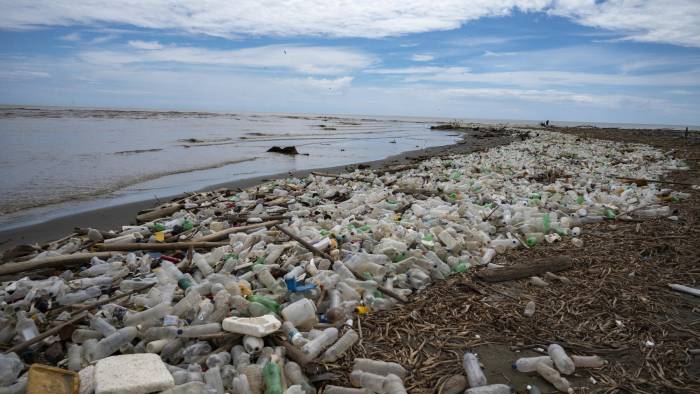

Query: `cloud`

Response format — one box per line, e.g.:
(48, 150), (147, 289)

(79, 44), (374, 75)
(373, 66), (700, 88)
(0, 69), (50, 81)
(128, 40), (163, 50)
(59, 32), (80, 41)
(411, 54), (434, 62)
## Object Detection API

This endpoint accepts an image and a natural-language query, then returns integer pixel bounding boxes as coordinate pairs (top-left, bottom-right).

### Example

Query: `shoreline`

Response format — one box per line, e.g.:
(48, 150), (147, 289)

(0, 127), (513, 250)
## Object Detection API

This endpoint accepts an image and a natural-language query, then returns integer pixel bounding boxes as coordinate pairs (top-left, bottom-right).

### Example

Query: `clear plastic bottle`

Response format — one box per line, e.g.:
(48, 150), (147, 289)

(535, 362), (573, 393)
(14, 310), (39, 341)
(322, 386), (368, 394)
(284, 361), (316, 394)
(145, 339), (170, 353)
(571, 355), (606, 368)
(67, 343), (82, 371)
(462, 352), (488, 388)
(206, 352), (232, 369)
(523, 301), (536, 317)
(124, 302), (173, 327)
(352, 358), (407, 379)
(56, 286), (102, 305)
(173, 290), (202, 317)
(144, 326), (179, 341)
(160, 338), (184, 362)
(321, 329), (359, 363)
(88, 312), (116, 337)
(263, 361), (283, 394)
(187, 363), (204, 382)
(383, 374), (407, 394)
(205, 366), (225, 394)
(241, 364), (264, 394)
(94, 326), (138, 360)
(0, 353), (23, 386)
(548, 344), (575, 375)
(232, 373), (253, 394)
(513, 356), (553, 373)
(177, 323), (222, 338)
(182, 341), (212, 363)
(192, 253), (214, 277)
(281, 321), (308, 347)
(302, 327), (338, 359)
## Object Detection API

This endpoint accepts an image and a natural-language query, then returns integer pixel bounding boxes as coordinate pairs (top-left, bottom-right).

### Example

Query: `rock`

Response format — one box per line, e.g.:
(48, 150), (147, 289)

(442, 374), (467, 394)
(95, 354), (174, 394)
(267, 146), (299, 155)
(44, 342), (65, 364)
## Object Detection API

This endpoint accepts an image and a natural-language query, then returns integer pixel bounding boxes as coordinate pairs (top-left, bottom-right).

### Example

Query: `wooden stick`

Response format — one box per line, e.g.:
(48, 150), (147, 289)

(94, 241), (230, 252)
(135, 203), (183, 223)
(311, 172), (374, 183)
(0, 252), (119, 276)
(194, 220), (282, 242)
(274, 224), (408, 303)
(6, 311), (88, 354)
(475, 256), (573, 283)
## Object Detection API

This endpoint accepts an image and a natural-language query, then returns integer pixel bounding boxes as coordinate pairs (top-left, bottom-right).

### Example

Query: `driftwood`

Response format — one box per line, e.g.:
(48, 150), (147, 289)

(94, 241), (230, 252)
(475, 256), (573, 283)
(274, 224), (408, 303)
(311, 172), (374, 183)
(194, 220), (282, 242)
(135, 203), (183, 223)
(0, 252), (118, 276)
(614, 176), (696, 187)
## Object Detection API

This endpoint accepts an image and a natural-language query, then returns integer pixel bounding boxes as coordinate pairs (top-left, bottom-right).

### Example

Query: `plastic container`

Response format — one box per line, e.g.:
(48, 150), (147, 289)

(513, 356), (553, 373)
(321, 329), (359, 362)
(465, 384), (514, 394)
(284, 361), (316, 394)
(462, 352), (488, 388)
(281, 298), (318, 329)
(536, 362), (573, 393)
(548, 344), (575, 375)
(571, 355), (606, 368)
(93, 326), (138, 360)
(353, 358), (407, 379)
(302, 327), (338, 359)
(523, 301), (536, 317)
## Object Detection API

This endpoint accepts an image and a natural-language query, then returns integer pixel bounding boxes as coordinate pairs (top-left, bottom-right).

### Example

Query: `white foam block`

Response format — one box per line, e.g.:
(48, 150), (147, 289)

(95, 353), (174, 394)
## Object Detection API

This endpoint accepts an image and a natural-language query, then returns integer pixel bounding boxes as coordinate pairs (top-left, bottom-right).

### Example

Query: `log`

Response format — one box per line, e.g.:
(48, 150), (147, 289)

(0, 252), (119, 276)
(274, 224), (408, 303)
(94, 241), (230, 252)
(614, 176), (696, 187)
(475, 256), (573, 283)
(135, 203), (183, 223)
(194, 220), (282, 242)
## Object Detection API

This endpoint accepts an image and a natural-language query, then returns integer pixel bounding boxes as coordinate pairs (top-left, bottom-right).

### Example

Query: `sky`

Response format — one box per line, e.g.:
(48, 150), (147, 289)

(0, 1), (698, 125)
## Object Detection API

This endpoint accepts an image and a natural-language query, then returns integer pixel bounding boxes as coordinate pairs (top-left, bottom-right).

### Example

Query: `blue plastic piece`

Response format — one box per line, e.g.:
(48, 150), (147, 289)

(285, 277), (317, 293)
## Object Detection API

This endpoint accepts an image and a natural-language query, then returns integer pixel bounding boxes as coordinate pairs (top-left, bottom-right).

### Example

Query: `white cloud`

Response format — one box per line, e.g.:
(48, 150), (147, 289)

(128, 40), (163, 50)
(550, 0), (700, 48)
(0, 69), (50, 80)
(411, 54), (434, 62)
(59, 32), (80, 41)
(79, 44), (374, 75)
(374, 66), (700, 87)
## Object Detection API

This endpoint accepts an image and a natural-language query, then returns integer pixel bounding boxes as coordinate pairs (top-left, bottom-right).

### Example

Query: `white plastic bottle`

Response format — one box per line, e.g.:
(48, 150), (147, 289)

(536, 362), (573, 393)
(465, 384), (514, 394)
(513, 356), (553, 373)
(462, 352), (488, 388)
(321, 329), (359, 362)
(353, 358), (407, 379)
(571, 355), (606, 368)
(94, 326), (138, 360)
(548, 344), (575, 375)
(284, 361), (316, 394)
(523, 301), (536, 317)
(302, 327), (338, 359)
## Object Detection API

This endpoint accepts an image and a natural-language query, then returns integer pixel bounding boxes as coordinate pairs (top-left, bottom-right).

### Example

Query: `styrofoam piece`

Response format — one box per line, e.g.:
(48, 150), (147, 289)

(222, 315), (281, 337)
(94, 353), (174, 394)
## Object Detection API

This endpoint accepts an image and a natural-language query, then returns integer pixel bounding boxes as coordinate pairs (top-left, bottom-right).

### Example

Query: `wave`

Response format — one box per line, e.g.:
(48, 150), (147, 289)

(0, 157), (259, 215)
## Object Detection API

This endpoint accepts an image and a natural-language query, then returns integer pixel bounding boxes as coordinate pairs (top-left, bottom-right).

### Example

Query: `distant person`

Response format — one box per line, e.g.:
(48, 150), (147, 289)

(685, 127), (689, 140)
(545, 120), (550, 127)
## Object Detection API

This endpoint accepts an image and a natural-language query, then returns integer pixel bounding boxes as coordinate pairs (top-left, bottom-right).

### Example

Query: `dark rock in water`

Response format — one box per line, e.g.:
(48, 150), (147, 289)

(267, 146), (300, 155)
(357, 164), (371, 169)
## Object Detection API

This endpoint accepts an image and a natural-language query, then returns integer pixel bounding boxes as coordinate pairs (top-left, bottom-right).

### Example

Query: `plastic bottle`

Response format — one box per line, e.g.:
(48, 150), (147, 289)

(571, 355), (606, 368)
(321, 329), (359, 362)
(383, 374), (407, 394)
(281, 298), (317, 329)
(232, 373), (253, 394)
(263, 361), (283, 394)
(548, 344), (575, 375)
(205, 366), (225, 394)
(526, 385), (542, 394)
(302, 327), (338, 359)
(178, 323), (222, 338)
(14, 310), (39, 341)
(535, 362), (573, 393)
(481, 248), (496, 265)
(322, 386), (368, 394)
(88, 312), (116, 337)
(187, 363), (204, 382)
(465, 384), (514, 394)
(145, 339), (170, 353)
(206, 352), (232, 369)
(124, 302), (173, 327)
(144, 326), (179, 341)
(513, 356), (553, 373)
(349, 370), (386, 393)
(462, 352), (488, 388)
(0, 353), (24, 386)
(244, 335), (265, 354)
(284, 361), (316, 394)
(523, 301), (536, 317)
(94, 326), (138, 360)
(192, 253), (214, 277)
(173, 290), (202, 317)
(56, 286), (102, 305)
(352, 358), (407, 379)
(241, 364), (264, 394)
(281, 321), (308, 347)
(182, 342), (212, 363)
(67, 344), (82, 371)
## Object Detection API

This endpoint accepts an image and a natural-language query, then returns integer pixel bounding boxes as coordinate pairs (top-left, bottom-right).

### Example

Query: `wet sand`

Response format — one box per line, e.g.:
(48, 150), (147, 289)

(0, 127), (513, 250)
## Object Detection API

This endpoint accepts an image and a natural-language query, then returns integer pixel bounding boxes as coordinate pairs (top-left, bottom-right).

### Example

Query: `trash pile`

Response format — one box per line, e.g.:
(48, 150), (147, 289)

(0, 130), (689, 393)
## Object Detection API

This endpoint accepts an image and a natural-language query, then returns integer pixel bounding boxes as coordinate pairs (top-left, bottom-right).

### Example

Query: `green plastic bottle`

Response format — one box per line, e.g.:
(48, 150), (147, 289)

(263, 362), (283, 394)
(247, 295), (280, 313)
